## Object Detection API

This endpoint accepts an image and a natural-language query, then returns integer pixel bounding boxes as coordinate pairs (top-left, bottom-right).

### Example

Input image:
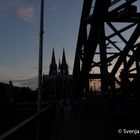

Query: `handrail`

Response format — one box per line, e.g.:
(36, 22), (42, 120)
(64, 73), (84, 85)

(0, 105), (52, 140)
(0, 114), (38, 139)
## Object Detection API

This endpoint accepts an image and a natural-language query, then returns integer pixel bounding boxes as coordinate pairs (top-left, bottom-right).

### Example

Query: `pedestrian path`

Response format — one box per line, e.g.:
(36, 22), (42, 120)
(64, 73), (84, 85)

(49, 100), (116, 140)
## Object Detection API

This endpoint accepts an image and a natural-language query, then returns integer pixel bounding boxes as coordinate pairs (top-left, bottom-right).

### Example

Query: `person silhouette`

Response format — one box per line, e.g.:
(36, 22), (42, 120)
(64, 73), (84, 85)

(58, 97), (65, 120)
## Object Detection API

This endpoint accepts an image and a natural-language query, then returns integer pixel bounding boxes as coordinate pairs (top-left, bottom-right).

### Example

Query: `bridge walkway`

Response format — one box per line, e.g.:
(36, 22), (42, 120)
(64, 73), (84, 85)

(49, 97), (118, 140)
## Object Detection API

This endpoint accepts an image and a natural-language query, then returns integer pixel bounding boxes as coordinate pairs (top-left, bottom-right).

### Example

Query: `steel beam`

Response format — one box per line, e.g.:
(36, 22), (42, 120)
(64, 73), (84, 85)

(73, 0), (140, 95)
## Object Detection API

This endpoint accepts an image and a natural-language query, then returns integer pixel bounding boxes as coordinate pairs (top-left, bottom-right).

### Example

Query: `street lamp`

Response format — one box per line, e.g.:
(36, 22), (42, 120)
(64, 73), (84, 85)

(38, 0), (44, 113)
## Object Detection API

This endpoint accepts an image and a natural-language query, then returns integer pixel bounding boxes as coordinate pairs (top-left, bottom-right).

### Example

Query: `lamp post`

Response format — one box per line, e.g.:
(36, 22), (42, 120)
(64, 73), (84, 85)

(38, 0), (44, 113)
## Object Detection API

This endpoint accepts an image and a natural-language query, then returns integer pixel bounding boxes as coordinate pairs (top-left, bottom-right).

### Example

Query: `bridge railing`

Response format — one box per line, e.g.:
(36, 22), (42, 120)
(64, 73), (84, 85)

(0, 104), (55, 140)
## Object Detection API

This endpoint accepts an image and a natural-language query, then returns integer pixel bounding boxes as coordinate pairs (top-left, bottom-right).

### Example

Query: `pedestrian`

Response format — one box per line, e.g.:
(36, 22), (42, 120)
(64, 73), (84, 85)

(58, 97), (65, 120)
(70, 98), (78, 118)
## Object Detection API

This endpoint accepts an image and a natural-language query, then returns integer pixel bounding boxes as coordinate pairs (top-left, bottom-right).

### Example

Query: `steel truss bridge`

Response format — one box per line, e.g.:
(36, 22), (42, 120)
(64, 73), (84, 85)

(73, 0), (140, 96)
(1, 0), (140, 139)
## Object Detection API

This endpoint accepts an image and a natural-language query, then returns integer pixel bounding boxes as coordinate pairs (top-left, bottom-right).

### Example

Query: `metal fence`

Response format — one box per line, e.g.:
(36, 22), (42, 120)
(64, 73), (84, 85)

(0, 104), (55, 140)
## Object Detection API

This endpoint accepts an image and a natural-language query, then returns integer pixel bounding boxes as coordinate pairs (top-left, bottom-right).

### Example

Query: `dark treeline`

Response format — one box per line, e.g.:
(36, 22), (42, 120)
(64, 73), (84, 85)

(0, 82), (37, 134)
(0, 82), (37, 104)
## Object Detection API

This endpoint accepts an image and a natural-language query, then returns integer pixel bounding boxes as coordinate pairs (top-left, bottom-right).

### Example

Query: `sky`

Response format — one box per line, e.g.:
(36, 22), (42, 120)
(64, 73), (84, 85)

(0, 0), (83, 89)
(0, 0), (140, 90)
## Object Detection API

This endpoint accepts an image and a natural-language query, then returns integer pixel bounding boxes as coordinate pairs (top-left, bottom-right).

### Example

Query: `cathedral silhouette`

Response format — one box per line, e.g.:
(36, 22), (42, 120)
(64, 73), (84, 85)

(43, 48), (73, 99)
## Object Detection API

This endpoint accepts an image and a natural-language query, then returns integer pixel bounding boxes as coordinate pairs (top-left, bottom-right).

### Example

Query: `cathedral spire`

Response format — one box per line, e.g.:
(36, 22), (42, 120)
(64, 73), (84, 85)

(51, 48), (56, 65)
(60, 48), (69, 75)
(49, 48), (57, 75)
(58, 58), (61, 74)
(62, 48), (67, 65)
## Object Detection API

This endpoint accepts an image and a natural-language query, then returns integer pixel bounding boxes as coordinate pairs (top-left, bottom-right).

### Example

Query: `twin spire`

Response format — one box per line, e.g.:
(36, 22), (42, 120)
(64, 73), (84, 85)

(50, 48), (57, 67)
(49, 48), (69, 75)
(49, 48), (57, 75)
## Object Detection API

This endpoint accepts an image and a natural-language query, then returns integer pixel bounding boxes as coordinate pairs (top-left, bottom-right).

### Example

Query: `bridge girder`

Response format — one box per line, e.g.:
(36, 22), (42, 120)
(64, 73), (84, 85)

(73, 0), (140, 96)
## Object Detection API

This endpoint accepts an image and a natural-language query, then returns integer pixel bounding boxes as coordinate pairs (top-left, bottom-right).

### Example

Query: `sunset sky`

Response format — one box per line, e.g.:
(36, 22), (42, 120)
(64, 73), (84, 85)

(0, 0), (83, 89)
(0, 0), (140, 90)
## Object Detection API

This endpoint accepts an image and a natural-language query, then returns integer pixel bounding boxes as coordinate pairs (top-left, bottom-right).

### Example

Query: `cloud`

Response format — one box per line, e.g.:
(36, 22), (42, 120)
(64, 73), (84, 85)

(0, 0), (20, 16)
(0, 0), (36, 23)
(16, 5), (36, 22)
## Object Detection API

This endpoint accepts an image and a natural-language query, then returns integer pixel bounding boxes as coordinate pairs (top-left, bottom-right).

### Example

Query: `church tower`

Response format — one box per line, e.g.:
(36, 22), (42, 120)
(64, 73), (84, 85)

(58, 58), (61, 75)
(49, 48), (57, 75)
(60, 48), (69, 75)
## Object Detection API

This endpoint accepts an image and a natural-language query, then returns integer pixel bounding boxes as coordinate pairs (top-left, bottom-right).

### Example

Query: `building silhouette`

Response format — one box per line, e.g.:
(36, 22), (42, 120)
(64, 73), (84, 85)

(43, 48), (73, 99)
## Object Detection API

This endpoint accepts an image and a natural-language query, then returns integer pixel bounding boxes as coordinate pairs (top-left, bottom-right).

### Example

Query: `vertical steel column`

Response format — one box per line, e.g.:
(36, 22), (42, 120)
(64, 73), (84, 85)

(73, 0), (93, 97)
(98, 22), (109, 92)
(97, 0), (110, 92)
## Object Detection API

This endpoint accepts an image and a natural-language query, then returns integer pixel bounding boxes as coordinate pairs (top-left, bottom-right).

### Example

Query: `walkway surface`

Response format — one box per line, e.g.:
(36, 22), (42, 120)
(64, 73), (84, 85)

(49, 97), (119, 140)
